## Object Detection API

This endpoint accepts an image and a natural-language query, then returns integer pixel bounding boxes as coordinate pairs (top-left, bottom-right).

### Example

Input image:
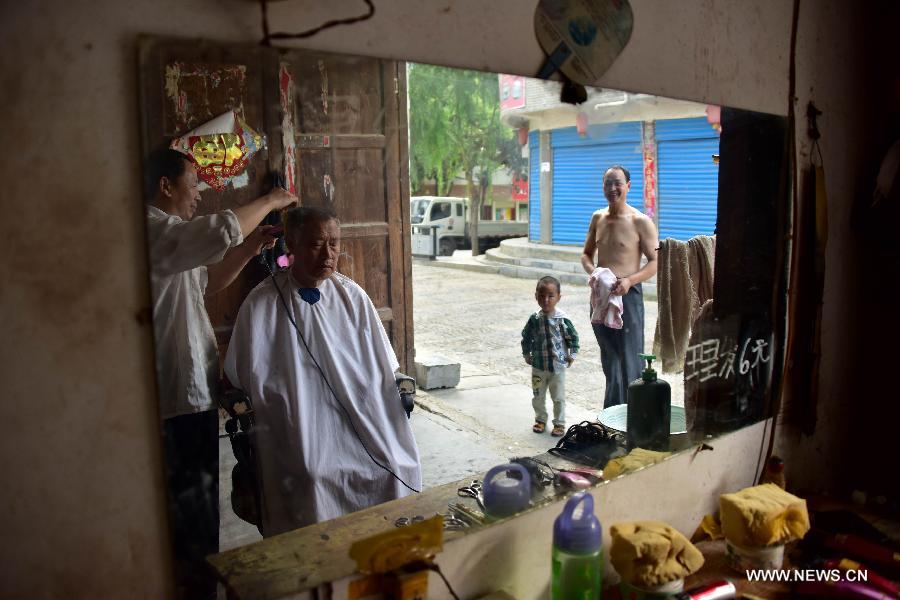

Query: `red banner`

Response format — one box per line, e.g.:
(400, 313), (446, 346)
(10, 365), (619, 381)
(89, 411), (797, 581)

(512, 174), (529, 200)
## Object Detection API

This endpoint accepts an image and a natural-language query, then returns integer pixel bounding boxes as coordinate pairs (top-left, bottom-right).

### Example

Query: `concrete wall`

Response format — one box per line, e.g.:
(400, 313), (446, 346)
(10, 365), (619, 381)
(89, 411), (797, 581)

(1, 0), (890, 597)
(505, 82), (708, 131)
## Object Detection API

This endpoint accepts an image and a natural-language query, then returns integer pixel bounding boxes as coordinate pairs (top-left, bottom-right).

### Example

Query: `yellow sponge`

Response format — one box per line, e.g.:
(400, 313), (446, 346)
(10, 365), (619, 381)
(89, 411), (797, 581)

(603, 448), (671, 479)
(610, 520), (705, 587)
(719, 483), (810, 547)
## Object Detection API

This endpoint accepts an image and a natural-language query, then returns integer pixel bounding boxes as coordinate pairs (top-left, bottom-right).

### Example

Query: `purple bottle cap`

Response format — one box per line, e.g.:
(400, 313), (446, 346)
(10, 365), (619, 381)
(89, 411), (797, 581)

(554, 492), (602, 554)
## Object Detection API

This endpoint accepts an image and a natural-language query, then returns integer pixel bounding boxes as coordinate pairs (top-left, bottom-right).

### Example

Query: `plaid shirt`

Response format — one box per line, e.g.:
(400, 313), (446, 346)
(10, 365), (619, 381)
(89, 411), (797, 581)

(521, 309), (579, 372)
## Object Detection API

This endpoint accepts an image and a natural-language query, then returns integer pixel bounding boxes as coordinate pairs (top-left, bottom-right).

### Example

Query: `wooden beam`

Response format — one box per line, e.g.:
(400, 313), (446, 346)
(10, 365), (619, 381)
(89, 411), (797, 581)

(340, 222), (389, 239)
(296, 133), (386, 149)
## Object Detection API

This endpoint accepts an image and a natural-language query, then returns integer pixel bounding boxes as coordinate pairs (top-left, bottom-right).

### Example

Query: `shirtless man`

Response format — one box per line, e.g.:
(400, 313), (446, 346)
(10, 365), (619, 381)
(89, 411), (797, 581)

(581, 165), (658, 408)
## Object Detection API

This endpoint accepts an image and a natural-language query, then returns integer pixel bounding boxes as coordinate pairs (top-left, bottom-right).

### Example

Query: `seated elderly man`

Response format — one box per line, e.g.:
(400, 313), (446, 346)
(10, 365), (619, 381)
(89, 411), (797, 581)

(224, 206), (422, 537)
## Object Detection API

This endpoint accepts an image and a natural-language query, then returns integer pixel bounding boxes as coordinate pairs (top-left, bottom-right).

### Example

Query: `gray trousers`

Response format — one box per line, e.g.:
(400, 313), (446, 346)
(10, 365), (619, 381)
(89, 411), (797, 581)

(592, 283), (645, 409)
(532, 365), (566, 426)
(162, 409), (220, 600)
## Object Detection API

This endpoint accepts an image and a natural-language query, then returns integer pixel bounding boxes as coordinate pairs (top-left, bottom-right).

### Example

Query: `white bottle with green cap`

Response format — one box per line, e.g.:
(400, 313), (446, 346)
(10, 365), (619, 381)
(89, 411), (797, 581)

(626, 353), (671, 451)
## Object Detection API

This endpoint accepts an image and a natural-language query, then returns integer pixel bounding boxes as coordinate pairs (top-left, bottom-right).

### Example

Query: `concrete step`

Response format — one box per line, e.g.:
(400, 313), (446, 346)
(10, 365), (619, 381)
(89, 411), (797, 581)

(415, 241), (657, 299)
(477, 255), (657, 298)
(483, 247), (584, 274)
(413, 256), (501, 275)
(474, 255), (590, 287)
(494, 237), (657, 299)
(499, 237), (584, 262)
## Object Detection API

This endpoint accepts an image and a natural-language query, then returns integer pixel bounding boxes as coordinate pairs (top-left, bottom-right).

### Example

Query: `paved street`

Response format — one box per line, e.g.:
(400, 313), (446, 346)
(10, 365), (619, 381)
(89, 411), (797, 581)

(410, 257), (685, 489)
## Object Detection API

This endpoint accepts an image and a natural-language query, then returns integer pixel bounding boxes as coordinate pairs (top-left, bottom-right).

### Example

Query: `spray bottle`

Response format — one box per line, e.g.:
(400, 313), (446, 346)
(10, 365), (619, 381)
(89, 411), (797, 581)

(551, 492), (603, 599)
(626, 353), (671, 451)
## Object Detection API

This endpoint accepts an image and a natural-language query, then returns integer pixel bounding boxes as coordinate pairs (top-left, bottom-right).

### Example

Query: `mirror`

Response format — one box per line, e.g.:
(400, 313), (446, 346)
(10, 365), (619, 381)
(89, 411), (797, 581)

(138, 37), (787, 593)
(408, 69), (786, 493)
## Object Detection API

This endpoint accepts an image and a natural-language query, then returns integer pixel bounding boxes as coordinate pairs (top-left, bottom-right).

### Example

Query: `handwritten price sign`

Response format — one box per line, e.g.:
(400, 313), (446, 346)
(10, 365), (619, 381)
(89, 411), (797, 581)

(685, 337), (771, 386)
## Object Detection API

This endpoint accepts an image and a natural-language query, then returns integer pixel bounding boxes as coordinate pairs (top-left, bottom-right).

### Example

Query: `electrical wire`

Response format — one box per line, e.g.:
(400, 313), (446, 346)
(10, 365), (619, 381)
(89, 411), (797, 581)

(811, 138), (825, 169)
(764, 0), (803, 472)
(259, 0), (375, 44)
(427, 563), (460, 600)
(753, 416), (770, 486)
(261, 259), (421, 494)
(400, 560), (460, 599)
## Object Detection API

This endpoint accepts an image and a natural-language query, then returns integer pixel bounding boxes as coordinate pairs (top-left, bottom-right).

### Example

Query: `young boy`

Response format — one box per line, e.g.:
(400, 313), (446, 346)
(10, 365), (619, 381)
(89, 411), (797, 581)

(521, 276), (580, 436)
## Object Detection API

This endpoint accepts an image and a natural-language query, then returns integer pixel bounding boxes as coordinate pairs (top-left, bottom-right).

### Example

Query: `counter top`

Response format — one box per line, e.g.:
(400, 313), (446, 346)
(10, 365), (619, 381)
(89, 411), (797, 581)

(208, 452), (593, 599)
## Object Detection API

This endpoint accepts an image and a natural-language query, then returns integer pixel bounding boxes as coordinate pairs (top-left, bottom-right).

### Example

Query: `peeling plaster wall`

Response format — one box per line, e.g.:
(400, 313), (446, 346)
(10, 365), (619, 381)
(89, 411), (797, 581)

(1, 0), (886, 597)
(1, 4), (260, 598)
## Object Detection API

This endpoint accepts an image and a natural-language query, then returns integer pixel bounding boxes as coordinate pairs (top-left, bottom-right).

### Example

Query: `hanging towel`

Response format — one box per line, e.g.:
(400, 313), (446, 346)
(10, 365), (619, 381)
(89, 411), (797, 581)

(687, 235), (716, 315)
(653, 236), (716, 373)
(589, 267), (624, 328)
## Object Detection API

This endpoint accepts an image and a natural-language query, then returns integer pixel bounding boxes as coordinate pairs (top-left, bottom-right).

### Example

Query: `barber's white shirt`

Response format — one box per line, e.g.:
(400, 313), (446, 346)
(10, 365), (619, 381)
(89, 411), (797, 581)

(146, 205), (243, 419)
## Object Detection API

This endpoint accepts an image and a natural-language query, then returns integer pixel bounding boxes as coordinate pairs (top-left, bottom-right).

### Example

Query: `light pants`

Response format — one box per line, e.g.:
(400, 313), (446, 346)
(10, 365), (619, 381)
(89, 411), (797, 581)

(532, 364), (566, 427)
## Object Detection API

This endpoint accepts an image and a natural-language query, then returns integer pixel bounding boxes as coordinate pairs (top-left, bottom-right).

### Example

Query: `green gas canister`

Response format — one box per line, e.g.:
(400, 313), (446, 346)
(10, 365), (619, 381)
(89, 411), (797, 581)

(626, 354), (671, 451)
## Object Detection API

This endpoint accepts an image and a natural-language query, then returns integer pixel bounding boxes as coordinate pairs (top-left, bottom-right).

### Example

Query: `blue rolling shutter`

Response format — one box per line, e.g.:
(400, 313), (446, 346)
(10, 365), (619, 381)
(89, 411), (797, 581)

(550, 122), (644, 246)
(528, 131), (541, 242)
(656, 117), (720, 241)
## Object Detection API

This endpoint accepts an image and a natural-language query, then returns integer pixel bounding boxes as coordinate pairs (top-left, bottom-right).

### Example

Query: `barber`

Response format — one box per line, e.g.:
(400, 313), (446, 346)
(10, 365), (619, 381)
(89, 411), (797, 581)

(145, 148), (296, 599)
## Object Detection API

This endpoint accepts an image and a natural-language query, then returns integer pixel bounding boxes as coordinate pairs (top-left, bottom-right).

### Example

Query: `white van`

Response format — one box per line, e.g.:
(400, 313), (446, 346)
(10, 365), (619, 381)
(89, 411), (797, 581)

(410, 196), (527, 256)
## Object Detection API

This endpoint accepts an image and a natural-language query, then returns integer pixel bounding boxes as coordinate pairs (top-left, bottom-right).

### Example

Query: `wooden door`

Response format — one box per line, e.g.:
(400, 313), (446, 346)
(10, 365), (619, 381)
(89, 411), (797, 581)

(278, 49), (413, 373)
(138, 38), (414, 373)
(139, 38), (274, 350)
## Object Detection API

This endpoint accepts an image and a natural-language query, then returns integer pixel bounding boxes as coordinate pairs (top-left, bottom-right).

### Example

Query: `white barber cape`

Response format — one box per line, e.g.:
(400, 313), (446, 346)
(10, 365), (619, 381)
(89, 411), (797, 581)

(224, 271), (421, 537)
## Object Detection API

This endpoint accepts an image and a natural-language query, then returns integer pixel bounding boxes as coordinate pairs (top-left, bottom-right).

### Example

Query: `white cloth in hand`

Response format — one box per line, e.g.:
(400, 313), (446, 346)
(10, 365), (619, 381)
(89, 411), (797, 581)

(590, 267), (624, 329)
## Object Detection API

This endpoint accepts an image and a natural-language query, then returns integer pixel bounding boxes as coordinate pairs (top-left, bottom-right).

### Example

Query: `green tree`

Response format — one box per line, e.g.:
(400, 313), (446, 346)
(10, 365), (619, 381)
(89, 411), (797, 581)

(408, 64), (521, 255)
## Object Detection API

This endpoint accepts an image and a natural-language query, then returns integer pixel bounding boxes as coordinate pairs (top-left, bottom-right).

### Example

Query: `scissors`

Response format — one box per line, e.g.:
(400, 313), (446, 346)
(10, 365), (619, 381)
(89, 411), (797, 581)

(441, 513), (470, 531)
(447, 502), (485, 526)
(394, 515), (425, 528)
(457, 480), (485, 510)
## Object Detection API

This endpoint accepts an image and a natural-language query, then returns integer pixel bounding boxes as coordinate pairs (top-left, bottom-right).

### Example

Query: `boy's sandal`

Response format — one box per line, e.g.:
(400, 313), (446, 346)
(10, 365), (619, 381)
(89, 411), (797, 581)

(532, 421), (546, 434)
(551, 425), (566, 437)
